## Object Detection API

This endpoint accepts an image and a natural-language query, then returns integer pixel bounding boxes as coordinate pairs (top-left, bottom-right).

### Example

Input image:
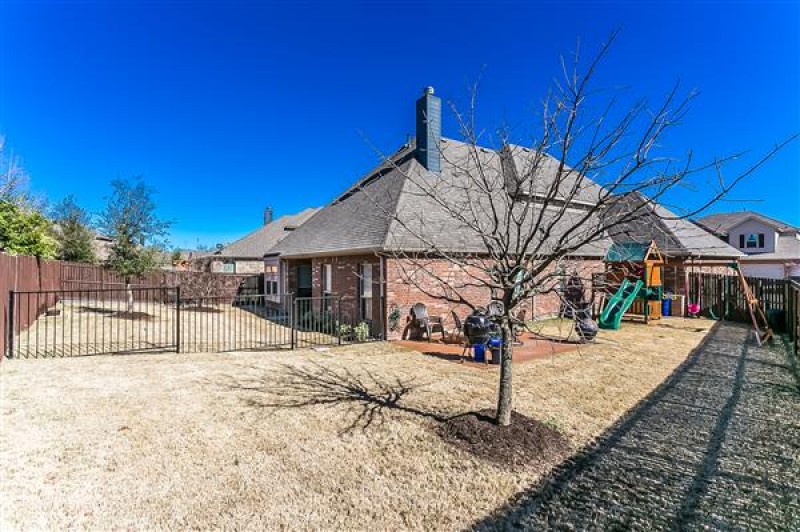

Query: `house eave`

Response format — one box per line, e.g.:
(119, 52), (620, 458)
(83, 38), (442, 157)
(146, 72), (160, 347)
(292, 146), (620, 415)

(276, 246), (384, 260)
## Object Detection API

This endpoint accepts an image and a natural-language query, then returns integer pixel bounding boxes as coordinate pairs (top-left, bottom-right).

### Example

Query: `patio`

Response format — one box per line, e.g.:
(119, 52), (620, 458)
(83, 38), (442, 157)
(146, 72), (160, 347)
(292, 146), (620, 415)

(394, 331), (579, 365)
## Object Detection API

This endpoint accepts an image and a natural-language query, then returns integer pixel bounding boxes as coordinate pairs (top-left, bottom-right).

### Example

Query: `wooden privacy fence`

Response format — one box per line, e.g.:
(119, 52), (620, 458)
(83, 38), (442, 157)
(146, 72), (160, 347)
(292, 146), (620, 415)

(0, 255), (61, 356)
(789, 281), (800, 355)
(688, 272), (799, 351)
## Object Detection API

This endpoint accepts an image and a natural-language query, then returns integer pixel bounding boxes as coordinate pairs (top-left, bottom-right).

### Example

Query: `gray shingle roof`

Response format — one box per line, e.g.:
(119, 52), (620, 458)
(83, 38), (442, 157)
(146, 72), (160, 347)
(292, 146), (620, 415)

(214, 208), (318, 258)
(268, 150), (413, 257)
(271, 138), (736, 260)
(696, 211), (799, 235)
(605, 192), (743, 259)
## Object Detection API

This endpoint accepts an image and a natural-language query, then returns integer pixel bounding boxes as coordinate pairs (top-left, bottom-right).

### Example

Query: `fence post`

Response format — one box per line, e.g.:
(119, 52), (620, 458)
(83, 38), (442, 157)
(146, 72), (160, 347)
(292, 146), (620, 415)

(7, 291), (15, 359)
(338, 296), (343, 346)
(290, 294), (296, 350)
(175, 286), (181, 353)
(784, 281), (790, 334)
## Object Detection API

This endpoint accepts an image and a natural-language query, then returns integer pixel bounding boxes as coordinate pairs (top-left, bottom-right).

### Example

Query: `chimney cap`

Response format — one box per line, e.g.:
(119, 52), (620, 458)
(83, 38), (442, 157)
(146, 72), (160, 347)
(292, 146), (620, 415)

(422, 86), (435, 95)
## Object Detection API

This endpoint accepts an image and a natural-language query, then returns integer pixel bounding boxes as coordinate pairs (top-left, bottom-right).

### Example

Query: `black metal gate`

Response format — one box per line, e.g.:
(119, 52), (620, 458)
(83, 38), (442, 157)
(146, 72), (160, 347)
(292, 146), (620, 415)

(6, 289), (384, 358)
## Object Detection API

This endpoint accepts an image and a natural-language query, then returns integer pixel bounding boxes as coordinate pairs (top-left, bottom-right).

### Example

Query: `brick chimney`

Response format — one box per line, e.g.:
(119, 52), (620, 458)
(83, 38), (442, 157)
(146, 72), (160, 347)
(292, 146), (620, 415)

(415, 86), (441, 172)
(263, 206), (273, 225)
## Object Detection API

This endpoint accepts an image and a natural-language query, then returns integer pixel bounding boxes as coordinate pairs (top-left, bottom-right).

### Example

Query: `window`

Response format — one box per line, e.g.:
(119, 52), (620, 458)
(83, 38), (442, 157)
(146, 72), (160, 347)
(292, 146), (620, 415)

(264, 280), (278, 295)
(322, 264), (332, 295)
(222, 261), (235, 273)
(360, 263), (373, 320)
(265, 264), (278, 274)
(746, 234), (758, 249)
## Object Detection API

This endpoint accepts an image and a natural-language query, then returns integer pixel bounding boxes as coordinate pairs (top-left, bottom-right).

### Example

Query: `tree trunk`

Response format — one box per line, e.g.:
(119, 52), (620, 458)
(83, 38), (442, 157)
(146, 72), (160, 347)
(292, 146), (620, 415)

(126, 280), (134, 313)
(496, 322), (513, 426)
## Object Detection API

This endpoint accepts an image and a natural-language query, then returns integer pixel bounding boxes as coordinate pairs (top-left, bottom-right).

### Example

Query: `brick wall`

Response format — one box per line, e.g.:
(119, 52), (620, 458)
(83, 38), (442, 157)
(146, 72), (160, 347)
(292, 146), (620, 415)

(311, 255), (381, 326)
(384, 257), (604, 339)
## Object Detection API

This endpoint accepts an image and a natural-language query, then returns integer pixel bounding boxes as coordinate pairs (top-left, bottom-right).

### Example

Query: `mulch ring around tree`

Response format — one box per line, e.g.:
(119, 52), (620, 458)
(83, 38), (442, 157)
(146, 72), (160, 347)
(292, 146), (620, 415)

(113, 311), (154, 321)
(181, 306), (224, 314)
(438, 409), (572, 471)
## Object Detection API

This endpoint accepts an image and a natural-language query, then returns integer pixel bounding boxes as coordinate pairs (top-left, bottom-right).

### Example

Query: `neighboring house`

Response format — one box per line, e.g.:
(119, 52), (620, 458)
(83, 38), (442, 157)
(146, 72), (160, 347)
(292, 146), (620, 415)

(92, 233), (114, 261)
(267, 88), (741, 338)
(696, 211), (800, 279)
(196, 207), (318, 294)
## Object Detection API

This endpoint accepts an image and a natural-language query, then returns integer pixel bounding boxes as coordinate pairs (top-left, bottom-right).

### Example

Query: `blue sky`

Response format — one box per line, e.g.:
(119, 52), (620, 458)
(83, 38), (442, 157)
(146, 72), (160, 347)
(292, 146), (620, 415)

(1, 1), (798, 248)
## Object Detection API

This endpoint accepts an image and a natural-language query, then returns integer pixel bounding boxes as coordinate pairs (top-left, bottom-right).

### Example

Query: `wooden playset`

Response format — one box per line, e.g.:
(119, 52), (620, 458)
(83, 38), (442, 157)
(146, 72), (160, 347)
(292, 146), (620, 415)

(599, 240), (665, 329)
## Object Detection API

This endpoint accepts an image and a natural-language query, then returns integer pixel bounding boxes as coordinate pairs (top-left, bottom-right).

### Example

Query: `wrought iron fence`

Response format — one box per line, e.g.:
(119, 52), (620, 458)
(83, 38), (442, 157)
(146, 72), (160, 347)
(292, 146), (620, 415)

(180, 294), (294, 353)
(7, 287), (179, 358)
(292, 295), (384, 348)
(6, 289), (384, 358)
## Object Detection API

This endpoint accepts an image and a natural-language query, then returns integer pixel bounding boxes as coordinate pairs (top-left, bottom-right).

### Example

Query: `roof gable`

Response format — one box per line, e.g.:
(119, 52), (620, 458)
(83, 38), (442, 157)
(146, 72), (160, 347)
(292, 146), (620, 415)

(214, 208), (318, 259)
(697, 211), (798, 235)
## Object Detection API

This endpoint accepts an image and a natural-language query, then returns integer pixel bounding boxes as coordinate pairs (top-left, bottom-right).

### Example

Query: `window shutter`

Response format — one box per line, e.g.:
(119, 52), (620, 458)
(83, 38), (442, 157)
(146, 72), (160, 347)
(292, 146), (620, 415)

(758, 233), (765, 248)
(739, 234), (745, 248)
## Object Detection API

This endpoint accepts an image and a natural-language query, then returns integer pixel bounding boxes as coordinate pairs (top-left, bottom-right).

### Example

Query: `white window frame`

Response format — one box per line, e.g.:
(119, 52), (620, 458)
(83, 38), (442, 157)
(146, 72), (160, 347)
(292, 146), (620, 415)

(323, 264), (333, 295)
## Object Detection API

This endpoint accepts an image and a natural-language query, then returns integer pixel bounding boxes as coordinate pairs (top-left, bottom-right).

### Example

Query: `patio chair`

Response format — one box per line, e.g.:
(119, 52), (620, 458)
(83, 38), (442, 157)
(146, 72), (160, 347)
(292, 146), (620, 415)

(410, 303), (445, 342)
(487, 300), (504, 318)
(449, 311), (469, 347)
(512, 309), (527, 346)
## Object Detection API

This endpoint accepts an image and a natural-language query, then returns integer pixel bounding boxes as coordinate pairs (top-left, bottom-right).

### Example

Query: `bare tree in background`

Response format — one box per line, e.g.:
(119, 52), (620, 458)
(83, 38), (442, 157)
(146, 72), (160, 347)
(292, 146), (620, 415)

(368, 31), (795, 426)
(0, 136), (27, 201)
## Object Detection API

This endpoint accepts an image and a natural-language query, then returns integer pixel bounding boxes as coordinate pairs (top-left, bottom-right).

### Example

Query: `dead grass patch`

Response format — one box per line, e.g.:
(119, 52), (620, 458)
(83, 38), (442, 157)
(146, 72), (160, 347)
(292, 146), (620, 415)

(0, 317), (714, 530)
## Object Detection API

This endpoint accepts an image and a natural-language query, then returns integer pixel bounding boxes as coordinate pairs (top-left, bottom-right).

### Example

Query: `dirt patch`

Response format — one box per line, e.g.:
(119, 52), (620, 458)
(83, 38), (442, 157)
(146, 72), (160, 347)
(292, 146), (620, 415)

(182, 306), (224, 314)
(114, 311), (153, 321)
(438, 409), (572, 471)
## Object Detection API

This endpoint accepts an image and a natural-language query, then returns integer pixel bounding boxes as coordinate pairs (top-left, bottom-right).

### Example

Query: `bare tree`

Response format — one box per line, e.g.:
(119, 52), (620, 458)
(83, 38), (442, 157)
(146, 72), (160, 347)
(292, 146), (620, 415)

(366, 31), (795, 426)
(0, 136), (28, 201)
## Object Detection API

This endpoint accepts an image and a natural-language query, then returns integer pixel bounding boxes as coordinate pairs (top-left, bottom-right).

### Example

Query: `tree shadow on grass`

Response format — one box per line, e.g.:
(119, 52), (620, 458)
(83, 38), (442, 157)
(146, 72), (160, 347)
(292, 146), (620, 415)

(215, 361), (446, 434)
(469, 322), (800, 531)
(213, 361), (570, 470)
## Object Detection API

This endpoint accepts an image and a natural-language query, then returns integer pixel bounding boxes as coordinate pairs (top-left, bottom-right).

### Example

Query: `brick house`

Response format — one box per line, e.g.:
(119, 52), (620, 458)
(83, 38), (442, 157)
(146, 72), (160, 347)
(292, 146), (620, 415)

(267, 88), (742, 339)
(194, 207), (318, 295)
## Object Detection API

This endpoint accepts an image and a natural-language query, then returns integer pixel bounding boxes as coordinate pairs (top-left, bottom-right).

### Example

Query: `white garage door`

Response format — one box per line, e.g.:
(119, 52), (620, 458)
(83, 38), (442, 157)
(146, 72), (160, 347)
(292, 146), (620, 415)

(740, 263), (784, 279)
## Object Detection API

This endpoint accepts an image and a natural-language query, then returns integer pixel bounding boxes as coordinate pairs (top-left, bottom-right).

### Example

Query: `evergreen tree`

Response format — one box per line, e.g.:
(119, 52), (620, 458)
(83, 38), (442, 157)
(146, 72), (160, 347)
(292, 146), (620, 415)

(51, 195), (96, 263)
(0, 199), (57, 258)
(98, 178), (170, 310)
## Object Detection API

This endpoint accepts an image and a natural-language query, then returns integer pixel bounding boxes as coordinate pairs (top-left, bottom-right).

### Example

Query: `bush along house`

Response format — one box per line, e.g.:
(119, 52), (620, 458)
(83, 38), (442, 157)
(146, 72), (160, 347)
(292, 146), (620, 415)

(266, 88), (743, 339)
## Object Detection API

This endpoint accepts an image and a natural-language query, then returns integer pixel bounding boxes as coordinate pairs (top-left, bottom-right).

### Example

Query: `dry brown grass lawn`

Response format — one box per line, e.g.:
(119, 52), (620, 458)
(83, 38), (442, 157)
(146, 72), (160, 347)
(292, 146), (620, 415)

(0, 318), (715, 530)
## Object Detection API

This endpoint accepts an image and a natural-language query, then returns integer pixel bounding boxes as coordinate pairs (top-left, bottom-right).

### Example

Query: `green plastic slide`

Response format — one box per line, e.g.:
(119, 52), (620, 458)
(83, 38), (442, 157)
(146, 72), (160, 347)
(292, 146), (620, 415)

(599, 279), (644, 330)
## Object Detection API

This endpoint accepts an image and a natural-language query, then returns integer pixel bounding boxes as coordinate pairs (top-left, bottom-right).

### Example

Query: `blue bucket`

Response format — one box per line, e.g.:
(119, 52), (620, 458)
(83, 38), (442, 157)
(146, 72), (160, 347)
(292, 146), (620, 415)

(473, 343), (486, 363)
(662, 298), (672, 317)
